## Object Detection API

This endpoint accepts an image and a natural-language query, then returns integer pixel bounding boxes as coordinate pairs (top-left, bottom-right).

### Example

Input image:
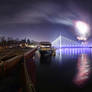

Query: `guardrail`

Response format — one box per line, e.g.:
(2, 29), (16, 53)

(0, 55), (23, 74)
(24, 48), (37, 92)
(0, 48), (37, 92)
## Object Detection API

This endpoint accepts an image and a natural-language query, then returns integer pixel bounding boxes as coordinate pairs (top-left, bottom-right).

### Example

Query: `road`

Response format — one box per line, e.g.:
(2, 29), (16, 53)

(0, 48), (31, 62)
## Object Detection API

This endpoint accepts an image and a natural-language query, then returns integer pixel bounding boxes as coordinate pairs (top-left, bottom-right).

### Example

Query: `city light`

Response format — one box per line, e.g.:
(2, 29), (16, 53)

(77, 36), (87, 41)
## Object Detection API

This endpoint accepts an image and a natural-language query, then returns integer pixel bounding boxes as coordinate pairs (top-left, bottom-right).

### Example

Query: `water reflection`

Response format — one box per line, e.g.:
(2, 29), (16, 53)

(55, 48), (92, 86)
(73, 54), (91, 86)
(40, 55), (52, 64)
(36, 48), (92, 92)
(56, 48), (62, 61)
(56, 48), (91, 56)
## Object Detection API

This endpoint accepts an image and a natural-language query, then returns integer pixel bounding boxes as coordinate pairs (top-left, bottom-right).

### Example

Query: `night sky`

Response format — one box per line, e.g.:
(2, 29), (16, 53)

(0, 0), (91, 42)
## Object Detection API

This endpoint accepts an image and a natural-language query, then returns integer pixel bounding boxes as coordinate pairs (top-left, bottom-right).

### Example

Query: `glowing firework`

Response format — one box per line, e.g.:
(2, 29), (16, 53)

(75, 21), (90, 41)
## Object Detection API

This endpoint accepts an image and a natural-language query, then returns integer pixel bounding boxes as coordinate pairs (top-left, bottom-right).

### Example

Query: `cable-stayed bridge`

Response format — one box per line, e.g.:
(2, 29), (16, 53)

(52, 35), (92, 48)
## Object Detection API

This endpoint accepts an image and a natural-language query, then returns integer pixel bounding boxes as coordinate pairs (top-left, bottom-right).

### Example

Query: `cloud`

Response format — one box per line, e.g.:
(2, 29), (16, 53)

(11, 2), (61, 24)
(0, 0), (91, 26)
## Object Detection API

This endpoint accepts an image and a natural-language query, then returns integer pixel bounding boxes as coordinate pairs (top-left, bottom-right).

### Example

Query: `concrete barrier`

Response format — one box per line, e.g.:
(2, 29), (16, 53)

(24, 48), (37, 92)
(24, 48), (37, 61)
(0, 55), (23, 73)
(0, 48), (37, 92)
(5, 55), (23, 71)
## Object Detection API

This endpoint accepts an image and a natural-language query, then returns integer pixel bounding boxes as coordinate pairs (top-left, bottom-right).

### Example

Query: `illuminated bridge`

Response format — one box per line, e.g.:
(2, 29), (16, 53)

(52, 35), (92, 48)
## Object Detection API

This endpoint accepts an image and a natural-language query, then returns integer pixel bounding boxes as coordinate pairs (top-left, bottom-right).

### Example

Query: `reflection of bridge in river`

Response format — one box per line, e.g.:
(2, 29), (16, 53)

(56, 48), (92, 56)
(54, 48), (92, 65)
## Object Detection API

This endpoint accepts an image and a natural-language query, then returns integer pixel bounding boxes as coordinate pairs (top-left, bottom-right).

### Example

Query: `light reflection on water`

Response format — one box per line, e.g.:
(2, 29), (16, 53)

(36, 48), (92, 91)
(73, 54), (91, 86)
(56, 48), (92, 60)
(56, 48), (92, 56)
(55, 48), (92, 86)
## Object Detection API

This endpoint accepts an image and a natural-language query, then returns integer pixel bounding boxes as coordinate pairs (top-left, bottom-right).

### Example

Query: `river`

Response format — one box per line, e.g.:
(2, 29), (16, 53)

(35, 48), (92, 92)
